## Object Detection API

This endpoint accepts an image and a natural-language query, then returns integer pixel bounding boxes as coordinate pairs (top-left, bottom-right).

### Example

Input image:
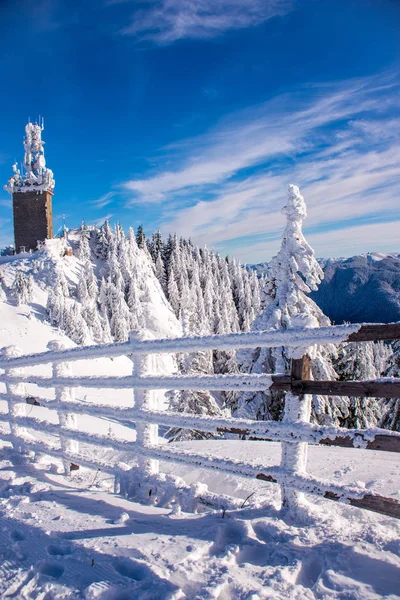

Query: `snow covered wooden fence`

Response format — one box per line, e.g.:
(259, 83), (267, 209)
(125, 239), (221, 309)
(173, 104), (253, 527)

(0, 322), (399, 520)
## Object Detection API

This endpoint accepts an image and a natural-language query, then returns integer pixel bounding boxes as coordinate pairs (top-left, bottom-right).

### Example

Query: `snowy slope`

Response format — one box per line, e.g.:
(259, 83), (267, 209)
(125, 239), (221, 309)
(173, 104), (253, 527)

(0, 242), (399, 599)
(0, 238), (182, 442)
(0, 442), (398, 599)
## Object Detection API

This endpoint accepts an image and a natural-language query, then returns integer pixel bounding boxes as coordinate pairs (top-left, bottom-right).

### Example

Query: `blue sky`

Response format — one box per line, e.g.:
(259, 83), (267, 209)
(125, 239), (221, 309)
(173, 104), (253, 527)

(0, 0), (399, 262)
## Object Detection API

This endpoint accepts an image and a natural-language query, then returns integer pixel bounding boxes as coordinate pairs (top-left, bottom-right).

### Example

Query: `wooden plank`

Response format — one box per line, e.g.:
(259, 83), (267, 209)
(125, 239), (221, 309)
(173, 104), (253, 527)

(271, 377), (400, 398)
(348, 323), (400, 342)
(319, 434), (400, 453)
(256, 473), (400, 519)
(291, 380), (400, 398)
(324, 491), (400, 519)
(271, 375), (292, 389)
(291, 355), (311, 381)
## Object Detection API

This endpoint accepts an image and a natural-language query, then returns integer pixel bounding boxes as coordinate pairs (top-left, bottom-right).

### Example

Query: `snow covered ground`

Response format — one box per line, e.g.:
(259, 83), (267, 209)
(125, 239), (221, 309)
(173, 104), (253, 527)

(0, 441), (399, 599)
(1, 240), (399, 599)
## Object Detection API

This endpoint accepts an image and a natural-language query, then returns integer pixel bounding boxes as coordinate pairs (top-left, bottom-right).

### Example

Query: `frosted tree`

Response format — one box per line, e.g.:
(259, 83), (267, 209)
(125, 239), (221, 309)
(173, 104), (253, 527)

(77, 225), (91, 262)
(95, 221), (113, 261)
(98, 277), (112, 341)
(237, 184), (339, 423)
(126, 271), (145, 330)
(108, 282), (131, 342)
(78, 256), (103, 342)
(155, 252), (167, 294)
(0, 277), (6, 302)
(12, 271), (33, 306)
(136, 225), (146, 250)
(149, 230), (164, 262)
(63, 300), (90, 345)
(167, 270), (180, 317)
(167, 276), (221, 442)
(334, 342), (388, 428)
(380, 341), (400, 431)
(46, 268), (70, 330)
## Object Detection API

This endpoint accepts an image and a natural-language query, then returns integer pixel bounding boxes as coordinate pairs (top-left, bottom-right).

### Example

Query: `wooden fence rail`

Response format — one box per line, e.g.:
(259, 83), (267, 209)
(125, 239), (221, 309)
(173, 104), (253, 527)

(0, 322), (399, 521)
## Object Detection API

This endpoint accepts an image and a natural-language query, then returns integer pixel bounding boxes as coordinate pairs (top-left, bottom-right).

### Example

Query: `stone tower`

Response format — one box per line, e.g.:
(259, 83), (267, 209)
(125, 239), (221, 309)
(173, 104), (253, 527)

(4, 120), (55, 253)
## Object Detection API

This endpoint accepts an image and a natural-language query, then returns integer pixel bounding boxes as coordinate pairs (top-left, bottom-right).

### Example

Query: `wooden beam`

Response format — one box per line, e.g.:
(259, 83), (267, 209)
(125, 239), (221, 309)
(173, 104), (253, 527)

(291, 355), (311, 381)
(256, 473), (400, 519)
(319, 434), (400, 453)
(292, 380), (400, 398)
(348, 323), (400, 342)
(271, 377), (400, 398)
(324, 491), (400, 520)
(216, 427), (400, 453)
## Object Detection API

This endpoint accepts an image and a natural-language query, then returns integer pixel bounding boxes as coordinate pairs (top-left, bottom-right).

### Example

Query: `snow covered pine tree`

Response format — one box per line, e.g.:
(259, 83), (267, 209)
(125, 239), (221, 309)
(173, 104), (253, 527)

(236, 184), (341, 425)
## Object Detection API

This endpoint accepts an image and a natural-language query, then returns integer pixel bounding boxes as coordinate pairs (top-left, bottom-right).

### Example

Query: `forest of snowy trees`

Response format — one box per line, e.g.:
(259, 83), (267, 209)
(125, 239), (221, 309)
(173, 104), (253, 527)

(7, 185), (400, 435)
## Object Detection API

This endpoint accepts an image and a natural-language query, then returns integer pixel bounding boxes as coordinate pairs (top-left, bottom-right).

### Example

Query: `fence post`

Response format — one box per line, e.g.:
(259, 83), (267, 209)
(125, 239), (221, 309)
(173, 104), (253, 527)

(2, 345), (27, 453)
(130, 331), (159, 478)
(280, 355), (311, 518)
(47, 341), (79, 475)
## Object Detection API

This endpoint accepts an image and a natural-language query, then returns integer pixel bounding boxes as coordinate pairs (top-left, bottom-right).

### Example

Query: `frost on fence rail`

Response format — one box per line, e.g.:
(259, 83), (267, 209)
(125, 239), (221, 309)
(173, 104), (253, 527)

(1, 324), (400, 520)
(47, 340), (79, 474)
(1, 346), (27, 453)
(1, 372), (276, 391)
(0, 323), (363, 370)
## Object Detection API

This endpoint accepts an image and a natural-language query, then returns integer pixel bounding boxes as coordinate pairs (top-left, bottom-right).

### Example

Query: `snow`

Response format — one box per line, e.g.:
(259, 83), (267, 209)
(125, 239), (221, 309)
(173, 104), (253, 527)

(4, 121), (55, 195)
(0, 441), (398, 599)
(0, 222), (399, 597)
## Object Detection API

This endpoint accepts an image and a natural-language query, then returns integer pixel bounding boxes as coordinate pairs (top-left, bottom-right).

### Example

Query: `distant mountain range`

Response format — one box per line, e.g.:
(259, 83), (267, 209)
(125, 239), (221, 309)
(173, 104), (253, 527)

(250, 253), (400, 324)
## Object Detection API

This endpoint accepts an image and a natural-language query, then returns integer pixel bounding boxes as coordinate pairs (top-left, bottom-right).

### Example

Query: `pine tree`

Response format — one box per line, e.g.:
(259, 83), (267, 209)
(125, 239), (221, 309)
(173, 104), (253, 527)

(108, 281), (131, 342)
(380, 341), (400, 431)
(136, 225), (146, 250)
(237, 184), (339, 424)
(155, 252), (167, 294)
(77, 225), (91, 262)
(167, 270), (180, 317)
(334, 342), (386, 428)
(95, 221), (113, 261)
(64, 300), (90, 345)
(149, 230), (164, 262)
(0, 277), (6, 302)
(12, 271), (33, 306)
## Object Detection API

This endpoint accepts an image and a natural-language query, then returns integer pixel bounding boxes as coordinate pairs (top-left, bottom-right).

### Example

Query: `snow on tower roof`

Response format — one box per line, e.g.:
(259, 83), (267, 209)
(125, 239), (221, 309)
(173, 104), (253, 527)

(4, 120), (55, 195)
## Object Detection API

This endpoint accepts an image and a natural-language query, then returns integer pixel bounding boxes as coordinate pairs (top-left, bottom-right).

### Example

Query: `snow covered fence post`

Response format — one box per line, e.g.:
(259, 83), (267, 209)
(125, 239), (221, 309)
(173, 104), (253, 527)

(47, 341), (79, 475)
(2, 345), (27, 453)
(130, 331), (159, 494)
(280, 355), (312, 518)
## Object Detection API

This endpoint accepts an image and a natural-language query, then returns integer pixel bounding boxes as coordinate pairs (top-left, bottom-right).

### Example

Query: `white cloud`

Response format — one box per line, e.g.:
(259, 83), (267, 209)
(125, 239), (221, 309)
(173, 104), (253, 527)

(123, 74), (399, 204)
(119, 72), (400, 261)
(91, 191), (117, 209)
(235, 220), (400, 264)
(118, 0), (292, 44)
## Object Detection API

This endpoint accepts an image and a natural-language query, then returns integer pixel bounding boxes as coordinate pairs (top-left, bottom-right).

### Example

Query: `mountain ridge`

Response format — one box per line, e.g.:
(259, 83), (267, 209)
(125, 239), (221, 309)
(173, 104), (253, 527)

(250, 252), (400, 324)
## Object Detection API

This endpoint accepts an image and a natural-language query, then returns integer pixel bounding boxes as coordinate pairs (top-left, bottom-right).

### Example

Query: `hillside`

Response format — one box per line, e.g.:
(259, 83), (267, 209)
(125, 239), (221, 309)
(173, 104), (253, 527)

(251, 253), (400, 324)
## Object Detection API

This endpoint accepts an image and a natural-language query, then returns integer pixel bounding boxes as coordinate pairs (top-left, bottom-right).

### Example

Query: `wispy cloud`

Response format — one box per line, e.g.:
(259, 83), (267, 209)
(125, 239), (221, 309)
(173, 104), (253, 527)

(91, 191), (117, 209)
(92, 214), (114, 226)
(116, 0), (292, 44)
(123, 74), (399, 202)
(120, 72), (400, 261)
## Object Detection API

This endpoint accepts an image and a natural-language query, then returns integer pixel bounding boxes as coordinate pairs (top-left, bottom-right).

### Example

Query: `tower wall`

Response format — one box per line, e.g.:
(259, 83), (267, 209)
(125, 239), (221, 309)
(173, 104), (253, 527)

(12, 190), (53, 252)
